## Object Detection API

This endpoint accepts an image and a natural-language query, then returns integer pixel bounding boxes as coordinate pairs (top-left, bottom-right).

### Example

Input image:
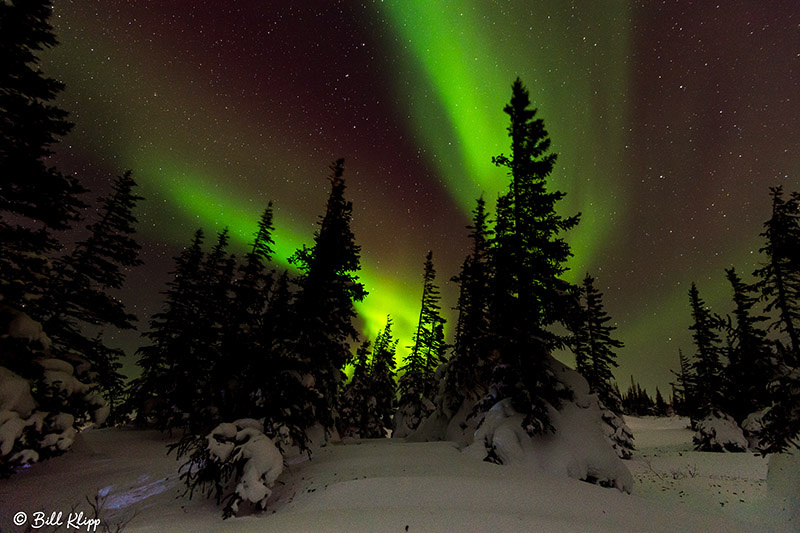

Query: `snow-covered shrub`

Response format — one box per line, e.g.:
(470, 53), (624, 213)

(173, 418), (284, 517)
(0, 305), (108, 475)
(741, 408), (769, 451)
(693, 412), (747, 452)
(600, 406), (635, 460)
(461, 358), (633, 492)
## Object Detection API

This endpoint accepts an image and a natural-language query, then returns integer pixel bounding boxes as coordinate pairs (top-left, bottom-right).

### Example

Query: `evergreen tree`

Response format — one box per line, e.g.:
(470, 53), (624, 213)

(130, 230), (206, 428)
(488, 78), (580, 436)
(395, 251), (447, 436)
(670, 349), (696, 418)
(339, 339), (373, 438)
(573, 274), (624, 415)
(289, 159), (367, 435)
(723, 267), (774, 423)
(753, 187), (800, 453)
(688, 282), (725, 421)
(45, 171), (143, 419)
(654, 388), (668, 417)
(369, 317), (398, 437)
(754, 187), (800, 359)
(0, 0), (85, 310)
(445, 197), (494, 413)
(222, 204), (276, 420)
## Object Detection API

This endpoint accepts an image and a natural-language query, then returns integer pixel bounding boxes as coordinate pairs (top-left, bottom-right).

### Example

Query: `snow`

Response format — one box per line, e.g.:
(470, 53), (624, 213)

(694, 412), (748, 452)
(0, 366), (36, 417)
(0, 416), (794, 531)
(5, 308), (51, 349)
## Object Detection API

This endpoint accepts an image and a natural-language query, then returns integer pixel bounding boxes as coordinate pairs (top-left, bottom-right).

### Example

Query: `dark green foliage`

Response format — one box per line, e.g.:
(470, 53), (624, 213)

(445, 198), (494, 414)
(44, 171), (143, 421)
(687, 282), (725, 420)
(288, 159), (366, 434)
(396, 252), (447, 436)
(573, 274), (624, 415)
(488, 78), (579, 435)
(670, 349), (696, 418)
(340, 317), (398, 439)
(0, 0), (86, 310)
(753, 187), (800, 453)
(722, 267), (774, 423)
(621, 376), (655, 416)
(130, 229), (207, 429)
(754, 187), (800, 359)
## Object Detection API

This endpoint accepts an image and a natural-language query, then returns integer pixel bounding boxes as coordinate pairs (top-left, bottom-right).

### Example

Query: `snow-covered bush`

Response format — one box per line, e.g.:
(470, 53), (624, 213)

(173, 418), (284, 518)
(0, 305), (108, 475)
(741, 408), (769, 451)
(431, 357), (634, 492)
(600, 406), (635, 460)
(693, 412), (747, 452)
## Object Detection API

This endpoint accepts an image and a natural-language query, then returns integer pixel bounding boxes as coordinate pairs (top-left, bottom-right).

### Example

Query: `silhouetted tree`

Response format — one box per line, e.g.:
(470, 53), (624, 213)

(753, 187), (800, 453)
(688, 282), (725, 421)
(445, 197), (494, 414)
(395, 251), (446, 436)
(289, 159), (366, 436)
(488, 78), (580, 436)
(573, 274), (624, 414)
(723, 267), (774, 423)
(130, 229), (206, 428)
(0, 0), (86, 311)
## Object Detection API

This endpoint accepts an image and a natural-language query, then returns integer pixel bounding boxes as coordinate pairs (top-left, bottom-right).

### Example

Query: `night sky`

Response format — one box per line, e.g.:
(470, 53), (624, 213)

(43, 1), (800, 394)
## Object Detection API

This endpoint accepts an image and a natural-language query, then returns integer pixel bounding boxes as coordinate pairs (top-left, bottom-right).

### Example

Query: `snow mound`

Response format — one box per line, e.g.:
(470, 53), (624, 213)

(4, 308), (51, 349)
(463, 360), (633, 492)
(693, 412), (747, 452)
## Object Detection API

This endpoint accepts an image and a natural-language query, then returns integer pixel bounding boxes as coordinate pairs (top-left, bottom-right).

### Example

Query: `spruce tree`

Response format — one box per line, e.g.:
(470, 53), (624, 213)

(445, 197), (494, 413)
(339, 339), (373, 438)
(753, 187), (800, 453)
(670, 349), (697, 418)
(0, 0), (85, 310)
(688, 282), (725, 422)
(222, 204), (276, 420)
(395, 251), (446, 436)
(573, 274), (624, 414)
(130, 229), (206, 428)
(723, 267), (773, 423)
(369, 317), (398, 437)
(289, 159), (366, 435)
(489, 78), (580, 436)
(45, 171), (143, 419)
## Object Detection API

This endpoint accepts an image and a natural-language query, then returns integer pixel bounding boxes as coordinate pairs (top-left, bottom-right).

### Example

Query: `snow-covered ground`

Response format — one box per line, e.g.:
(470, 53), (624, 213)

(0, 417), (796, 532)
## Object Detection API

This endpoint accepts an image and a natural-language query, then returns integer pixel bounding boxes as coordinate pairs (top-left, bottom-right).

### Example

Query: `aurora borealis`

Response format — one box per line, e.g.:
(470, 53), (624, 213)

(43, 1), (799, 393)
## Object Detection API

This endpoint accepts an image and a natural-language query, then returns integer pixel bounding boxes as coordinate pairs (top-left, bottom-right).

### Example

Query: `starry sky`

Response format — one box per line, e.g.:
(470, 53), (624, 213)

(43, 1), (800, 394)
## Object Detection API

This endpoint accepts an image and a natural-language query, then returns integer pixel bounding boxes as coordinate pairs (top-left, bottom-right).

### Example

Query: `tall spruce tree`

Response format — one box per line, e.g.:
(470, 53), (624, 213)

(573, 274), (624, 414)
(754, 187), (800, 453)
(446, 197), (494, 413)
(488, 78), (580, 436)
(395, 251), (447, 436)
(688, 282), (725, 422)
(222, 204), (276, 420)
(754, 187), (800, 360)
(670, 349), (697, 418)
(289, 159), (366, 435)
(130, 229), (206, 428)
(0, 0), (85, 310)
(723, 267), (773, 423)
(47, 171), (143, 419)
